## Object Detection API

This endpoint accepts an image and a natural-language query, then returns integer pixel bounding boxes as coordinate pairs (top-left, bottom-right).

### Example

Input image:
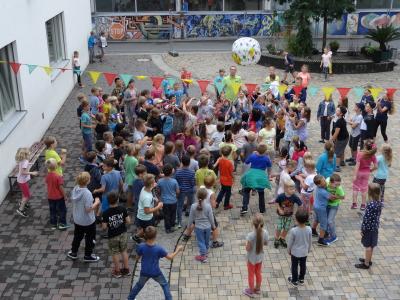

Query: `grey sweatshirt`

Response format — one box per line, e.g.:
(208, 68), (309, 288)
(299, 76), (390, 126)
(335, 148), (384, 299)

(187, 202), (215, 230)
(71, 186), (96, 226)
(287, 226), (312, 258)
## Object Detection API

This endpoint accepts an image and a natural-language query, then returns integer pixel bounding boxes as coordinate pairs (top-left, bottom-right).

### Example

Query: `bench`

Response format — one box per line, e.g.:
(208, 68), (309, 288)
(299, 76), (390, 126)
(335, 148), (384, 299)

(8, 141), (46, 193)
(144, 24), (172, 40)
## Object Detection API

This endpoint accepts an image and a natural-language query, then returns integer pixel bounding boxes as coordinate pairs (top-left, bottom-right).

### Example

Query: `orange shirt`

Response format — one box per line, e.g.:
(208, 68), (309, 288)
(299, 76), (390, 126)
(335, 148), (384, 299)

(218, 157), (234, 186)
(298, 72), (311, 88)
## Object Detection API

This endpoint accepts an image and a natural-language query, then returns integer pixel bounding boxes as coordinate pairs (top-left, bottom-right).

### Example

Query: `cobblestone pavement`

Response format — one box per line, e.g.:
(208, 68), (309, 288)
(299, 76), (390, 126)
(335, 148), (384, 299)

(0, 51), (400, 300)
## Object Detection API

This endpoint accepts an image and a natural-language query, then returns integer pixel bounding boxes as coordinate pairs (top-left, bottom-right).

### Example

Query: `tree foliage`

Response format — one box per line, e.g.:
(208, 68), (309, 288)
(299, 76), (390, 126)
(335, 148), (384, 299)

(366, 25), (400, 51)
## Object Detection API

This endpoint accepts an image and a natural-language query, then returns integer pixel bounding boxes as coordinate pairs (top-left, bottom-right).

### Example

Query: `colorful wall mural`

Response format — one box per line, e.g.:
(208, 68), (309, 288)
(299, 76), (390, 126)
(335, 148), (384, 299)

(93, 11), (400, 41)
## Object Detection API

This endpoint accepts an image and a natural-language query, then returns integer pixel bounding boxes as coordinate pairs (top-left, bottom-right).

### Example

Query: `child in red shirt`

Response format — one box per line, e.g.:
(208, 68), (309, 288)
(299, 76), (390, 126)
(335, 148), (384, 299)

(214, 145), (234, 210)
(45, 158), (68, 230)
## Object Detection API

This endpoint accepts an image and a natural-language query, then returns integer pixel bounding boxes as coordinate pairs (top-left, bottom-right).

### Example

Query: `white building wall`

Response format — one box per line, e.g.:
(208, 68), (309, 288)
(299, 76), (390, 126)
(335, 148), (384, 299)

(0, 0), (92, 202)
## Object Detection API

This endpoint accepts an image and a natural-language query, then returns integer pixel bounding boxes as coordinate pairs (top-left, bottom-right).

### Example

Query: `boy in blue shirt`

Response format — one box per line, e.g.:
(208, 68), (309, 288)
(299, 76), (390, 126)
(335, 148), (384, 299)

(158, 164), (180, 233)
(80, 100), (95, 155)
(128, 226), (183, 300)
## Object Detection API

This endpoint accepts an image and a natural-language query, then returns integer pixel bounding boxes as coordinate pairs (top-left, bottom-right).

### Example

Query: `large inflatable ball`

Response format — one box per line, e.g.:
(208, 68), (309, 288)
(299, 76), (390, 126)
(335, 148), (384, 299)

(232, 37), (261, 66)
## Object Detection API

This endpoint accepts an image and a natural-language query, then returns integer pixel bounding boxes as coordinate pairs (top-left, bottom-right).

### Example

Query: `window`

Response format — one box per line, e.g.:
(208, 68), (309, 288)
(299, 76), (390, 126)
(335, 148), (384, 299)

(184, 0), (223, 11)
(95, 0), (175, 12)
(0, 43), (20, 122)
(224, 0), (263, 10)
(137, 0), (176, 11)
(356, 0), (391, 8)
(45, 13), (66, 65)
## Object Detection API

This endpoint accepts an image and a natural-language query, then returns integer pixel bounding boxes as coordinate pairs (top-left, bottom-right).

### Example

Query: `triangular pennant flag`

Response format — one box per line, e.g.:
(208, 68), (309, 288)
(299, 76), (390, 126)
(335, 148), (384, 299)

(260, 83), (270, 92)
(245, 83), (258, 95)
(308, 86), (319, 97)
(321, 87), (335, 99)
(151, 76), (164, 89)
(353, 87), (364, 98)
(278, 84), (288, 96)
(215, 81), (224, 94)
(197, 80), (211, 94)
(136, 75), (147, 80)
(293, 85), (303, 96)
(168, 77), (176, 87)
(0, 60), (5, 64)
(182, 79), (193, 84)
(103, 72), (117, 86)
(120, 74), (133, 86)
(42, 66), (53, 76)
(9, 62), (21, 74)
(27, 64), (37, 74)
(386, 88), (397, 99)
(87, 71), (102, 84)
(370, 87), (383, 100)
(60, 68), (67, 73)
(337, 87), (351, 99)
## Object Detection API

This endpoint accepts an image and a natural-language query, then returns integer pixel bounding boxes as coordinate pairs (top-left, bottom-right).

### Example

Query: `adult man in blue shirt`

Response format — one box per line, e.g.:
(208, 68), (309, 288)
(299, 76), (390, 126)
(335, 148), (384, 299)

(88, 31), (97, 64)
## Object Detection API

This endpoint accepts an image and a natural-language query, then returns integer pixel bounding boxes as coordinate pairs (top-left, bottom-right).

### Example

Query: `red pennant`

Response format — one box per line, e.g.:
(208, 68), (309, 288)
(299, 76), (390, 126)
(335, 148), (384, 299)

(337, 87), (351, 99)
(9, 62), (21, 74)
(245, 83), (258, 95)
(386, 88), (397, 99)
(103, 72), (117, 86)
(151, 76), (164, 89)
(293, 85), (302, 96)
(60, 68), (67, 73)
(197, 80), (210, 94)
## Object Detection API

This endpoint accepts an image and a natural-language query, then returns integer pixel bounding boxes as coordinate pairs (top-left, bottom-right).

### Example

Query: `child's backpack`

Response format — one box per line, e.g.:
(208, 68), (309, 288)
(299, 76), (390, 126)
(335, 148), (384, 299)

(161, 114), (174, 137)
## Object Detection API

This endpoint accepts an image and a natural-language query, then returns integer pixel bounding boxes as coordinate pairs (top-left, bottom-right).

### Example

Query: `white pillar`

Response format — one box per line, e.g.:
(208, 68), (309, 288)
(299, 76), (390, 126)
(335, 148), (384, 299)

(264, 0), (272, 11)
(176, 0), (181, 12)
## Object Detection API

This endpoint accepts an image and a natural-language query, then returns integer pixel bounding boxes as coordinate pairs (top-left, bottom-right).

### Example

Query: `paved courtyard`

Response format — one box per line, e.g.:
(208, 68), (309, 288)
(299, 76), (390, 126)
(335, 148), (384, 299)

(0, 49), (400, 300)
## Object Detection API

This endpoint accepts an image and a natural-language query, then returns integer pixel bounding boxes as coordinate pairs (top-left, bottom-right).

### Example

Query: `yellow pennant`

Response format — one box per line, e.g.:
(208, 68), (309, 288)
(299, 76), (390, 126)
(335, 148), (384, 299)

(136, 75), (147, 80)
(42, 66), (53, 76)
(322, 86), (335, 99)
(87, 71), (102, 84)
(0, 60), (5, 64)
(278, 84), (288, 96)
(370, 87), (383, 100)
(182, 79), (193, 84)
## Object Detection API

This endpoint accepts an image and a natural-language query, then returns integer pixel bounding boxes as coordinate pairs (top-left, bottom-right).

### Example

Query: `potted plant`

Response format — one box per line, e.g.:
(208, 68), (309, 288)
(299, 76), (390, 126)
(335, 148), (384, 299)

(329, 40), (340, 54)
(366, 24), (400, 61)
(366, 46), (382, 63)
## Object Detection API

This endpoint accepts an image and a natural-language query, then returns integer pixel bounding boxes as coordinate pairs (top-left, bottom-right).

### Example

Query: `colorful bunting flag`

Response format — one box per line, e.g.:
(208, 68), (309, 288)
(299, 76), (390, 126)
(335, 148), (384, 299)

(308, 86), (319, 97)
(370, 87), (383, 100)
(120, 74), (133, 86)
(42, 66), (53, 76)
(260, 83), (270, 92)
(293, 85), (302, 96)
(27, 64), (37, 74)
(322, 87), (335, 99)
(136, 75), (147, 80)
(386, 88), (397, 99)
(103, 72), (117, 86)
(182, 79), (193, 84)
(151, 76), (164, 89)
(167, 77), (176, 87)
(60, 68), (68, 73)
(353, 87), (364, 98)
(337, 87), (351, 99)
(278, 84), (288, 96)
(87, 71), (102, 84)
(9, 62), (21, 74)
(245, 83), (258, 95)
(197, 80), (211, 94)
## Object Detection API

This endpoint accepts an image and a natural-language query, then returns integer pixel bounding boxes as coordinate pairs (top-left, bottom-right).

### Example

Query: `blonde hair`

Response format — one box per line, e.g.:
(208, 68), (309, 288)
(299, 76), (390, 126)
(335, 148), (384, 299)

(381, 144), (392, 167)
(303, 151), (313, 161)
(284, 179), (296, 189)
(304, 159), (315, 170)
(15, 148), (30, 162)
(45, 158), (58, 171)
(76, 172), (90, 186)
(152, 134), (165, 146)
(109, 96), (118, 102)
(252, 213), (265, 255)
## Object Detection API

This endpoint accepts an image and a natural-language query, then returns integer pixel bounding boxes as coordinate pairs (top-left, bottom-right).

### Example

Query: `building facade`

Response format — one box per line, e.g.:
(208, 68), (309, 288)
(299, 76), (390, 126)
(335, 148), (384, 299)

(0, 0), (92, 202)
(92, 0), (400, 44)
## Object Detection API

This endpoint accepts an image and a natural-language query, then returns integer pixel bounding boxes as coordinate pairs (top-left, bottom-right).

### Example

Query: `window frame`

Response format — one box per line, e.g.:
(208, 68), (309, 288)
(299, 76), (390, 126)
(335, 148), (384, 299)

(45, 13), (67, 67)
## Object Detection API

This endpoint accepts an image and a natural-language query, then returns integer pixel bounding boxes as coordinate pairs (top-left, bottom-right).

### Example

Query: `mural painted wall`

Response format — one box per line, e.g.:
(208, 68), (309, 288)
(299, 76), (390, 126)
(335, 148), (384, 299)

(93, 11), (400, 41)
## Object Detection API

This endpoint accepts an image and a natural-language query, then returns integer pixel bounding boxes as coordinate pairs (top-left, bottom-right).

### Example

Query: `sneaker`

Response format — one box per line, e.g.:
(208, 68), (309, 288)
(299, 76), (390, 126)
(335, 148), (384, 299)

(224, 204), (234, 210)
(195, 255), (207, 263)
(112, 270), (122, 278)
(274, 239), (280, 249)
(19, 202), (30, 209)
(335, 166), (341, 172)
(238, 189), (243, 195)
(327, 236), (338, 244)
(16, 208), (28, 217)
(312, 228), (318, 237)
(359, 258), (373, 266)
(120, 268), (131, 276)
(288, 276), (298, 287)
(131, 235), (143, 244)
(355, 263), (370, 269)
(211, 241), (224, 248)
(345, 158), (354, 162)
(166, 228), (175, 233)
(317, 238), (329, 246)
(67, 251), (78, 260)
(319, 139), (325, 143)
(351, 203), (358, 209)
(177, 223), (182, 229)
(240, 208), (248, 215)
(58, 223), (71, 230)
(182, 234), (191, 242)
(340, 161), (346, 167)
(348, 161), (356, 166)
(84, 254), (100, 262)
(298, 279), (304, 285)
(243, 288), (255, 298)
(360, 204), (366, 210)
(280, 238), (287, 248)
(50, 224), (58, 230)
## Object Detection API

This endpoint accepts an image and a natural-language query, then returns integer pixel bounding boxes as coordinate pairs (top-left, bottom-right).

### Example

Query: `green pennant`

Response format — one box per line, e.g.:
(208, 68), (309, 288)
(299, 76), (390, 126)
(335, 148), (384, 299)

(27, 64), (38, 74)
(120, 74), (133, 86)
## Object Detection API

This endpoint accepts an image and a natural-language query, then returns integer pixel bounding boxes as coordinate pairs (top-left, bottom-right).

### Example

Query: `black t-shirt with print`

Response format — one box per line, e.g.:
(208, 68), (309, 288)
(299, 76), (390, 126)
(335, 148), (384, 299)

(332, 117), (349, 141)
(102, 206), (128, 238)
(275, 193), (302, 217)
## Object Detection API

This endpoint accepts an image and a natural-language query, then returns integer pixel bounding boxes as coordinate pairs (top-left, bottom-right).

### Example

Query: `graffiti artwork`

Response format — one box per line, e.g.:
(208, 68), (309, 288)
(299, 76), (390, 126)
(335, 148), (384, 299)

(357, 12), (400, 34)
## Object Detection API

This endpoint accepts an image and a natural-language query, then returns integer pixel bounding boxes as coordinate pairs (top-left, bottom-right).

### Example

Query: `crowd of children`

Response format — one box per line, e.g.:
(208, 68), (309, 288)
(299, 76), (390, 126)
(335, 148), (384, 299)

(13, 61), (393, 297)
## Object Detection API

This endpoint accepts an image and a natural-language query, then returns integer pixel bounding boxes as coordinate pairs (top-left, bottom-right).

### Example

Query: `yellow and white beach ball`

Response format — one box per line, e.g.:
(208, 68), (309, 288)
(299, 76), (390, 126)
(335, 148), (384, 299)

(232, 37), (261, 66)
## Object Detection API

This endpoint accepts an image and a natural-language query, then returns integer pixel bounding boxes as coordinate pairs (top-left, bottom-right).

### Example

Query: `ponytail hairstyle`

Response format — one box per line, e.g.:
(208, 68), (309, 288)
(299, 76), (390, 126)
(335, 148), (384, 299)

(196, 188), (208, 211)
(386, 93), (395, 115)
(224, 130), (233, 143)
(252, 213), (265, 255)
(362, 140), (377, 159)
(381, 144), (392, 167)
(324, 141), (335, 161)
